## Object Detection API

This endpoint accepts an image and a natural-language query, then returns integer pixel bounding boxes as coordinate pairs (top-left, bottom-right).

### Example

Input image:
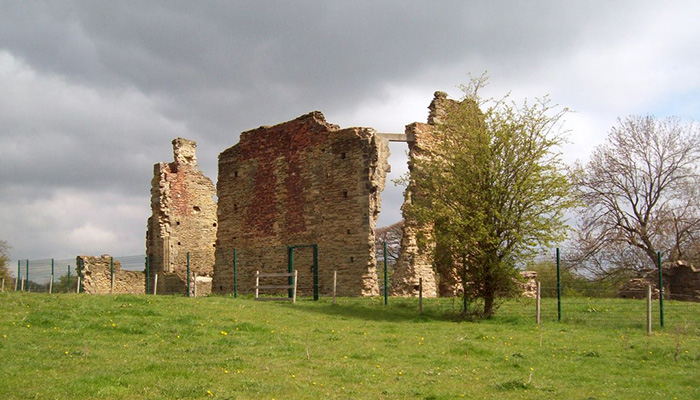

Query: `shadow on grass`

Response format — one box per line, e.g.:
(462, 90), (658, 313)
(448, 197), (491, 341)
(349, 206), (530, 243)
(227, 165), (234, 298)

(290, 297), (465, 323)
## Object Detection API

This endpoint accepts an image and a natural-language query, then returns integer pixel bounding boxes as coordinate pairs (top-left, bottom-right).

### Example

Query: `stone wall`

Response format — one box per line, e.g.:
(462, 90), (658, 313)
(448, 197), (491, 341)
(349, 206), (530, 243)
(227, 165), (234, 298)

(620, 261), (700, 301)
(146, 138), (217, 295)
(213, 111), (389, 296)
(391, 92), (462, 297)
(77, 255), (145, 294)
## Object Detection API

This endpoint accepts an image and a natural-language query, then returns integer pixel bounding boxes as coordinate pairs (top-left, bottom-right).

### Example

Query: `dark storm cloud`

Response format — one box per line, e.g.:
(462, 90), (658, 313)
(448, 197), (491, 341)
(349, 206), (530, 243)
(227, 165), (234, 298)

(1, 0), (698, 260)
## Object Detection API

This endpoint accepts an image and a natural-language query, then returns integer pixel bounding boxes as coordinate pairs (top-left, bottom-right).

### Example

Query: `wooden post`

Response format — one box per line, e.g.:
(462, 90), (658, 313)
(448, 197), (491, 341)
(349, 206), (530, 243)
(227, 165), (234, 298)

(76, 276), (81, 293)
(419, 277), (423, 315)
(332, 270), (337, 305)
(293, 270), (298, 304)
(14, 277), (18, 291)
(153, 274), (158, 295)
(647, 284), (652, 335)
(255, 271), (259, 299)
(536, 281), (541, 325)
(193, 274), (198, 298)
(21, 278), (25, 292)
(48, 275), (53, 295)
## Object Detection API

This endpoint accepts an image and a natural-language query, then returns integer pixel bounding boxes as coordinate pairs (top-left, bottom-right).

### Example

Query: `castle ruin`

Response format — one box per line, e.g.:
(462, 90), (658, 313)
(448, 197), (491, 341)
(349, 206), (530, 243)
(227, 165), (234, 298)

(145, 138), (217, 295)
(211, 112), (389, 296)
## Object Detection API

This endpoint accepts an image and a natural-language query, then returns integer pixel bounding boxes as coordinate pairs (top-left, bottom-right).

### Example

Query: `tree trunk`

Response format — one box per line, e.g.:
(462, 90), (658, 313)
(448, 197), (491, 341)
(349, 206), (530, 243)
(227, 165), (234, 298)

(483, 278), (496, 318)
(484, 294), (495, 317)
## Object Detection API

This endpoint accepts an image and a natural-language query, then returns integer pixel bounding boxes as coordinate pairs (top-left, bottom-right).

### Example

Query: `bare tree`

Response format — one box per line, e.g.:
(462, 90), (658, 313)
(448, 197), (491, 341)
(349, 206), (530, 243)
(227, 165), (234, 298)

(375, 220), (403, 264)
(575, 115), (700, 276)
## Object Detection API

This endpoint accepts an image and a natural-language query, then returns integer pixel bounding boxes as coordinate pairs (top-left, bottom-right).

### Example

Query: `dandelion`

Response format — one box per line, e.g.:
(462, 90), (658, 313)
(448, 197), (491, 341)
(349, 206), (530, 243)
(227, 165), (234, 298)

(291, 374), (295, 378)
(2, 334), (6, 338)
(206, 390), (214, 397)
(26, 324), (31, 328)
(221, 331), (228, 336)
(224, 370), (229, 374)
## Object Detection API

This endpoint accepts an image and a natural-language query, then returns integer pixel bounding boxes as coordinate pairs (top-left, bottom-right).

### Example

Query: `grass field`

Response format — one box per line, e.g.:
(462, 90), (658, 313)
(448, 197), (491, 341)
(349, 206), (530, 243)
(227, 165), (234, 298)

(1, 292), (699, 399)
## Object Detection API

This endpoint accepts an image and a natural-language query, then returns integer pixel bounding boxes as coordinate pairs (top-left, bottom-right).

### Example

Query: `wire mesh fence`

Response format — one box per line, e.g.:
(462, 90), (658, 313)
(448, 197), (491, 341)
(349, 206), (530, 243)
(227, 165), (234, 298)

(3, 246), (699, 335)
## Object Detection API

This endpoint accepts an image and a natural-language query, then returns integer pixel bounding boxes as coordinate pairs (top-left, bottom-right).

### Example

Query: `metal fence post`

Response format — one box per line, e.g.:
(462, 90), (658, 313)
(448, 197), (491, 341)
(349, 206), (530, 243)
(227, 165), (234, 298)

(26, 259), (29, 293)
(657, 251), (664, 328)
(50, 259), (55, 294)
(186, 252), (191, 297)
(16, 260), (20, 291)
(145, 255), (150, 295)
(287, 246), (294, 298)
(556, 248), (562, 322)
(110, 256), (115, 294)
(233, 248), (238, 298)
(383, 241), (388, 306)
(646, 284), (652, 335)
(67, 265), (71, 293)
(313, 244), (319, 301)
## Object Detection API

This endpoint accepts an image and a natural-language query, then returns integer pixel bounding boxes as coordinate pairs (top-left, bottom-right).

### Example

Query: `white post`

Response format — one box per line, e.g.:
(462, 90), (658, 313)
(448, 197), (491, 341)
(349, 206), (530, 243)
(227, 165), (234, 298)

(536, 281), (541, 325)
(332, 270), (337, 305)
(76, 276), (81, 293)
(647, 284), (652, 335)
(193, 274), (198, 298)
(293, 270), (298, 304)
(153, 274), (158, 295)
(48, 275), (53, 294)
(255, 271), (259, 299)
(21, 279), (25, 292)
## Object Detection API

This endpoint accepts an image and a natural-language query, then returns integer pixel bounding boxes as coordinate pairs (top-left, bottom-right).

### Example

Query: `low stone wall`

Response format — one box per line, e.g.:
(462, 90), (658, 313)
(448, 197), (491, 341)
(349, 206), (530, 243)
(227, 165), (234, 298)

(77, 255), (145, 295)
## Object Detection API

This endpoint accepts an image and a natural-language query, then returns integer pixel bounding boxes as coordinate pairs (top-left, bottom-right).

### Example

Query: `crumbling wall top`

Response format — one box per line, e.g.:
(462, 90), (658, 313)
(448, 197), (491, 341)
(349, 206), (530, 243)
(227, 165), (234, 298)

(172, 137), (198, 166)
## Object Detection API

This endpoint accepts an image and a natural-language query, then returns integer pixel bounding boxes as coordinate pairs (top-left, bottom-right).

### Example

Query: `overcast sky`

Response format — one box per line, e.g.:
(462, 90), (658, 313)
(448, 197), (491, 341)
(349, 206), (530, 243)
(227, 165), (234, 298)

(1, 1), (699, 263)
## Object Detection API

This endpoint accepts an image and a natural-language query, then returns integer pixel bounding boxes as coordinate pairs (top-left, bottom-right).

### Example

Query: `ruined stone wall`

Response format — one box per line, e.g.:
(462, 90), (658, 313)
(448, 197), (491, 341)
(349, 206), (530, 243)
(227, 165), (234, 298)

(213, 111), (389, 296)
(146, 138), (217, 295)
(391, 92), (463, 297)
(620, 261), (700, 301)
(77, 255), (145, 294)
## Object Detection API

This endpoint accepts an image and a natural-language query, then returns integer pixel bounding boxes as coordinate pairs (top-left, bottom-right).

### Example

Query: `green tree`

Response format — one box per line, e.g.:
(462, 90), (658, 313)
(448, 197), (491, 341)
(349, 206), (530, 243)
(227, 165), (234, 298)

(409, 76), (574, 317)
(54, 271), (78, 293)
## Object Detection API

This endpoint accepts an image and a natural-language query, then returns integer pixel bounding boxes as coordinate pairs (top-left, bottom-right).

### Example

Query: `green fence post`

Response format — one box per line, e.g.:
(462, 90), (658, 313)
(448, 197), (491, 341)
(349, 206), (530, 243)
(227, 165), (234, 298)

(383, 241), (388, 306)
(658, 251), (664, 328)
(110, 256), (114, 293)
(51, 259), (55, 294)
(462, 253), (467, 313)
(145, 255), (150, 295)
(556, 248), (562, 322)
(313, 244), (319, 301)
(186, 252), (191, 297)
(67, 265), (71, 293)
(26, 259), (29, 293)
(16, 260), (20, 291)
(287, 246), (294, 298)
(233, 248), (238, 298)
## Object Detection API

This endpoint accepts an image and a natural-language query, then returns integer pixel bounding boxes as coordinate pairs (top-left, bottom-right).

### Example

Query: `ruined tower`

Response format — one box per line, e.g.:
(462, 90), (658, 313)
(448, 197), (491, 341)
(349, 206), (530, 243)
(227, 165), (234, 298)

(212, 112), (389, 296)
(391, 92), (463, 297)
(146, 138), (217, 295)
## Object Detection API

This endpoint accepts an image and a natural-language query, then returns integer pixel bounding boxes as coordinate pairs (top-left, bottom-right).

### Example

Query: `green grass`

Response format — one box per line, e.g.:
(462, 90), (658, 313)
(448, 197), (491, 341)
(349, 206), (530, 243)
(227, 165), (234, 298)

(1, 293), (699, 399)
